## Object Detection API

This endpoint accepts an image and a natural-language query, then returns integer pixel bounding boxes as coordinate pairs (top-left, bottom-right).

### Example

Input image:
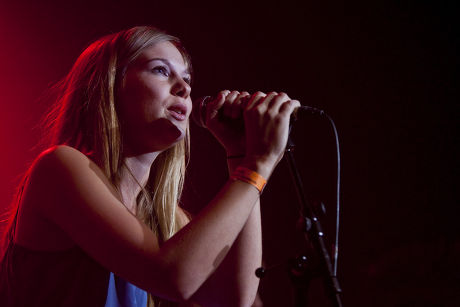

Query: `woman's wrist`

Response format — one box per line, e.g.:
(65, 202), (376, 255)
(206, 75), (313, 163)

(227, 154), (245, 173)
(230, 166), (267, 193)
(226, 152), (278, 179)
(238, 155), (277, 180)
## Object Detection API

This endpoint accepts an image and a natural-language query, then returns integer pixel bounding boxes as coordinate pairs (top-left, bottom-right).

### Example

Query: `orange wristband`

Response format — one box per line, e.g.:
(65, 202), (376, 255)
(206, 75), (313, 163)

(230, 166), (267, 193)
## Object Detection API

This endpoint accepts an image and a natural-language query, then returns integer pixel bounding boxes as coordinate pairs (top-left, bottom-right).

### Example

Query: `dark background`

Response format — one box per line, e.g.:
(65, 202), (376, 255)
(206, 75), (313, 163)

(0, 0), (458, 306)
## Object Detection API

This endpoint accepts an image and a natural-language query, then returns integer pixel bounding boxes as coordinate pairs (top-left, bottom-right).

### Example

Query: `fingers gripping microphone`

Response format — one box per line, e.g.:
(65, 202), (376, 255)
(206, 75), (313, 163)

(191, 96), (324, 128)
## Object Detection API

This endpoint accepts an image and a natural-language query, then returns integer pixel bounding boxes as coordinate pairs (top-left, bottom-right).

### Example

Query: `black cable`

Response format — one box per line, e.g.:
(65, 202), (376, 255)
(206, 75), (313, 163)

(323, 112), (341, 276)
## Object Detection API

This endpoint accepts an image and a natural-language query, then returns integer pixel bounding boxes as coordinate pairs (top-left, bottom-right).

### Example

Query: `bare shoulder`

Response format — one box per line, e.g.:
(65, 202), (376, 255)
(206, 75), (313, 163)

(31, 145), (117, 196)
(15, 145), (118, 249)
(34, 145), (98, 174)
(19, 145), (160, 265)
(44, 144), (85, 157)
(29, 145), (87, 179)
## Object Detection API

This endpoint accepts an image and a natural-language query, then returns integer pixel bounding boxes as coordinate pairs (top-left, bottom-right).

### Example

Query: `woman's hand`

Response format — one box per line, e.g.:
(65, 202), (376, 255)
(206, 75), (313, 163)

(205, 90), (300, 178)
(205, 90), (250, 157)
(242, 91), (300, 177)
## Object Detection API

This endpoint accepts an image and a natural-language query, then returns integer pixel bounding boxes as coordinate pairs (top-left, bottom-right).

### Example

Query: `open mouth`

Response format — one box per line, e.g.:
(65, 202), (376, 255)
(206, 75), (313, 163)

(168, 105), (187, 121)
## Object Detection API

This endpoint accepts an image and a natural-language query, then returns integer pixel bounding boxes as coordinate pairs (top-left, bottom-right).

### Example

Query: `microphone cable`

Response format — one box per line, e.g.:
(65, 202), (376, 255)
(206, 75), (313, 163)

(323, 112), (341, 277)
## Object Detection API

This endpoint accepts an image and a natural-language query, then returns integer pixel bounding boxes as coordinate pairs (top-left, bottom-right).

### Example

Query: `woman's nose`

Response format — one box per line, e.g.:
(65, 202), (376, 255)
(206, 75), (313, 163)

(171, 77), (191, 99)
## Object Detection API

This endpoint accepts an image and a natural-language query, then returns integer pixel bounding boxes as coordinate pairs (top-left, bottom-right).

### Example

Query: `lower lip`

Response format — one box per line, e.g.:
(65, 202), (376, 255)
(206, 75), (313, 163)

(169, 110), (187, 121)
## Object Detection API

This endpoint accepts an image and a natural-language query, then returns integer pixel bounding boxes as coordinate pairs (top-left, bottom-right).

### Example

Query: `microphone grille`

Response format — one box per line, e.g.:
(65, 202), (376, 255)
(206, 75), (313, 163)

(191, 96), (211, 128)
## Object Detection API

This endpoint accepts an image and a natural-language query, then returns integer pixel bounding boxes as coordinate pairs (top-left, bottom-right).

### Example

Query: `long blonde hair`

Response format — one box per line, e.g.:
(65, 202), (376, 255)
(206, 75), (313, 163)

(2, 26), (191, 306)
(47, 26), (191, 239)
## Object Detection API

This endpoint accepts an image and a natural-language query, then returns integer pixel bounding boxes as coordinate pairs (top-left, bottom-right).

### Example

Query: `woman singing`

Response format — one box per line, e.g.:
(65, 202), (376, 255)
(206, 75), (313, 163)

(0, 26), (299, 307)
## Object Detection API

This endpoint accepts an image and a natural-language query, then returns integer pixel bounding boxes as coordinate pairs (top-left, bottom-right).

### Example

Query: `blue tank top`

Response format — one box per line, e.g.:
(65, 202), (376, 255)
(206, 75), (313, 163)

(105, 272), (148, 307)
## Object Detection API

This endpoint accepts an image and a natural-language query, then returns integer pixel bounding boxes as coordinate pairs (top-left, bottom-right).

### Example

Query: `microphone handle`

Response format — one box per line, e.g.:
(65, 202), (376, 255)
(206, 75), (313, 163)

(193, 96), (324, 128)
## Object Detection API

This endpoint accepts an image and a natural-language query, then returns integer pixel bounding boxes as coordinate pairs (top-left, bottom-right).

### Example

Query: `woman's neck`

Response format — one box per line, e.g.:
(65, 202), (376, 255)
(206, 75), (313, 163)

(118, 152), (160, 214)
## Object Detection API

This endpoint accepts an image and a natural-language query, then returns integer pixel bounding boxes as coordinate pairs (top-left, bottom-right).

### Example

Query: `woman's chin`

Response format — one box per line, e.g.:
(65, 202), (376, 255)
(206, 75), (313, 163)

(149, 123), (185, 151)
(173, 125), (186, 140)
(162, 119), (185, 141)
(124, 119), (186, 155)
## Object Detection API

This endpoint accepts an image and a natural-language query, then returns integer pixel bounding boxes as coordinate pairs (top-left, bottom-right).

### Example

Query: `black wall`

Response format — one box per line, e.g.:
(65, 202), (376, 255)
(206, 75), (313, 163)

(1, 1), (458, 305)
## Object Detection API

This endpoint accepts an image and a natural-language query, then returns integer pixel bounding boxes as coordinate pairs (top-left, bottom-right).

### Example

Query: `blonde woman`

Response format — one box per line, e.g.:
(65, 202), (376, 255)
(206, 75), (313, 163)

(0, 26), (299, 307)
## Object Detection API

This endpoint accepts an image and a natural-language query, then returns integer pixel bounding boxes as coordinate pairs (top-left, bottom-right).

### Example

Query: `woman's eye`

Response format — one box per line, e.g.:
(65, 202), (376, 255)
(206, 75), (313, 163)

(152, 66), (169, 76)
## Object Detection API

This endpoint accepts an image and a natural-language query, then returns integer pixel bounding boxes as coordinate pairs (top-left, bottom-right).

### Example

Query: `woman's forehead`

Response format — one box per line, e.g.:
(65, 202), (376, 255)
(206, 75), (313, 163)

(138, 41), (188, 70)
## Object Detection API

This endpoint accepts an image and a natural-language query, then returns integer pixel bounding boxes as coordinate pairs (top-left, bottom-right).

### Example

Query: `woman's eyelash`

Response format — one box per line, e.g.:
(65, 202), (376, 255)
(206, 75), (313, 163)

(151, 64), (191, 85)
(152, 66), (169, 76)
(183, 76), (191, 85)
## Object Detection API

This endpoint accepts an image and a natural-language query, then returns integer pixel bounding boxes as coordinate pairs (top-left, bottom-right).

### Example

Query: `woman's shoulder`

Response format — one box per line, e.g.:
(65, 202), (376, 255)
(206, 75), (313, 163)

(14, 146), (99, 250)
(30, 145), (105, 183)
(34, 145), (91, 168)
(25, 145), (117, 210)
(17, 145), (125, 249)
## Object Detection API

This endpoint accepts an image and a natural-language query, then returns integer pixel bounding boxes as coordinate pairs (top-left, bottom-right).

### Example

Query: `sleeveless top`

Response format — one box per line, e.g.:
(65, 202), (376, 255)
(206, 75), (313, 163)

(0, 243), (110, 306)
(0, 244), (148, 307)
(105, 272), (148, 307)
(0, 157), (149, 307)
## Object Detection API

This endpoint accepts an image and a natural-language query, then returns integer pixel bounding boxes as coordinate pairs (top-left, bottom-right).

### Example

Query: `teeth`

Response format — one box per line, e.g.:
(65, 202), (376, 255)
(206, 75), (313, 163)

(170, 106), (185, 115)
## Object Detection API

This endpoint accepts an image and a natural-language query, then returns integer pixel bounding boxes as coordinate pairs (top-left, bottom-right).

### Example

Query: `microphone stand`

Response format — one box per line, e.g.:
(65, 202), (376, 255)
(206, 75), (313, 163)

(283, 135), (343, 307)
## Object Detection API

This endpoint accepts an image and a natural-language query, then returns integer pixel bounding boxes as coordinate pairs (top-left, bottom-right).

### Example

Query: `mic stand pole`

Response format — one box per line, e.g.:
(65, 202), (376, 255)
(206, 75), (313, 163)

(284, 136), (343, 307)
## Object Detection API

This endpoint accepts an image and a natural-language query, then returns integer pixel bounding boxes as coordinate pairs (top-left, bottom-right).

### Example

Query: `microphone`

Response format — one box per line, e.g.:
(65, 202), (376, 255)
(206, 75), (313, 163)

(192, 95), (325, 128)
